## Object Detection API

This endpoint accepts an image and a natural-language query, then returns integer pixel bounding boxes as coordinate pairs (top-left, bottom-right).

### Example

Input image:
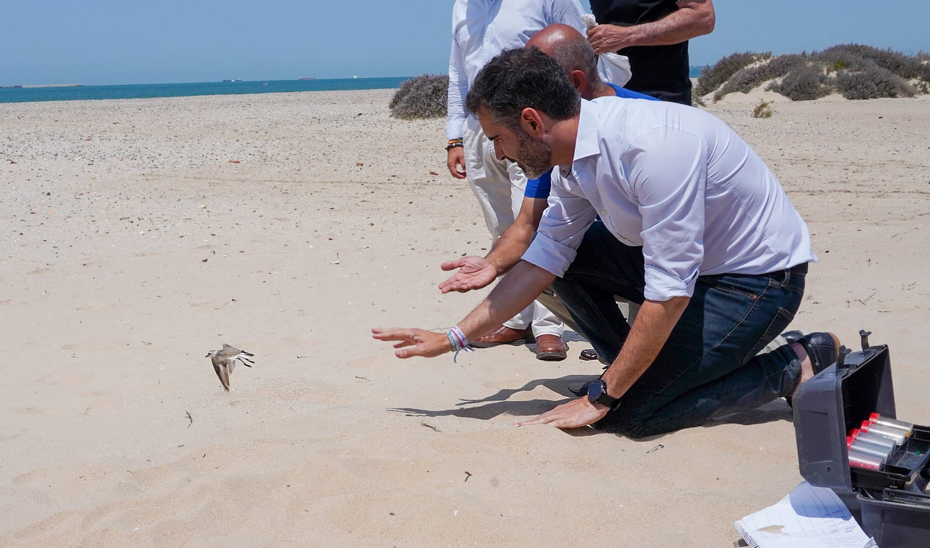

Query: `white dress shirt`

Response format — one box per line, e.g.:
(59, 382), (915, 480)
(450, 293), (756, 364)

(523, 98), (817, 302)
(445, 0), (586, 140)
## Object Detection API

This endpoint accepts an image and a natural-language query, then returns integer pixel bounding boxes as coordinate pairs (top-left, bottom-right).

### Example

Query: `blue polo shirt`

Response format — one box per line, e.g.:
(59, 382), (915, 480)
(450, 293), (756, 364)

(524, 83), (658, 199)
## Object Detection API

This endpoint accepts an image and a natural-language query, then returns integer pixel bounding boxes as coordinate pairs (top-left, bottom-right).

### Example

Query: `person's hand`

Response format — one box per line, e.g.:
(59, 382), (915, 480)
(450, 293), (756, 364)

(447, 147), (466, 179)
(439, 256), (498, 293)
(519, 397), (610, 429)
(587, 24), (632, 55)
(371, 327), (452, 358)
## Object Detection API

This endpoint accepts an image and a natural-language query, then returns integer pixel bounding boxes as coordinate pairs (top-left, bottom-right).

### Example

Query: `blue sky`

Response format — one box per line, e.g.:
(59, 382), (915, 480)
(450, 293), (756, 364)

(1, 0), (927, 86)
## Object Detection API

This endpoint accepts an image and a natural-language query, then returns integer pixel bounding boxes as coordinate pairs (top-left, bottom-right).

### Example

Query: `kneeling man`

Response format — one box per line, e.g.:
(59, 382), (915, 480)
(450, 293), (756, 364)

(374, 48), (838, 438)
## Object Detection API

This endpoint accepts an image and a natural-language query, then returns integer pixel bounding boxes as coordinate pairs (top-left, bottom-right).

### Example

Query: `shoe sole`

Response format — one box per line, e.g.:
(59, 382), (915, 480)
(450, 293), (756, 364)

(536, 351), (567, 361)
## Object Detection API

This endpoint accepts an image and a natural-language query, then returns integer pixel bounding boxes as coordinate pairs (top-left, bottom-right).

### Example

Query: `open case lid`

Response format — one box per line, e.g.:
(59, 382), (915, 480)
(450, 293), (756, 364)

(792, 333), (896, 493)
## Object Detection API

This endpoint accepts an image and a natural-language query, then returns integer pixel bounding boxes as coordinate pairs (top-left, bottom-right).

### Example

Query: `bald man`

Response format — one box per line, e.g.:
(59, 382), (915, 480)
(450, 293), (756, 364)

(440, 25), (656, 338)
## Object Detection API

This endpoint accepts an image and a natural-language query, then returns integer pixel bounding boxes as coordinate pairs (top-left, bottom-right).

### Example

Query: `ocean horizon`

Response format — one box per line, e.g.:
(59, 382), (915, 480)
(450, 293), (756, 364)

(0, 77), (413, 104)
(2, 68), (706, 104)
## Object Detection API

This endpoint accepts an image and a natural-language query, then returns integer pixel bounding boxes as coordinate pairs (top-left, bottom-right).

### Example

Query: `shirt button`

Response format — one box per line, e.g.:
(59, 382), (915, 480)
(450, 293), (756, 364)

(600, 209), (607, 215)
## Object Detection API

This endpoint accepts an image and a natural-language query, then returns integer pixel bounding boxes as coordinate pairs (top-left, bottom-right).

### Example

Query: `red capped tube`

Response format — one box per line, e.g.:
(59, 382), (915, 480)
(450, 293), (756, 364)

(860, 420), (907, 445)
(848, 448), (884, 471)
(869, 413), (914, 435)
(847, 435), (894, 460)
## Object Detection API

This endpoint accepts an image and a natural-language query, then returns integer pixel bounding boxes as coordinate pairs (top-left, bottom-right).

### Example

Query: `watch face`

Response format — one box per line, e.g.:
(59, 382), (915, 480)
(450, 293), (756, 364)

(587, 380), (605, 402)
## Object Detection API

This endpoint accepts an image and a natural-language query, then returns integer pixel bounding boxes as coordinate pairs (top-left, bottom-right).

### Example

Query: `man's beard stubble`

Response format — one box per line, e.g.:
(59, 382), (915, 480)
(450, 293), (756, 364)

(514, 129), (554, 179)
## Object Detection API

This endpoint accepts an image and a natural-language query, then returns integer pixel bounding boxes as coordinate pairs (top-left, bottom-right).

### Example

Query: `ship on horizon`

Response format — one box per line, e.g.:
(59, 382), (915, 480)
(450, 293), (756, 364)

(298, 76), (316, 81)
(222, 78), (243, 83)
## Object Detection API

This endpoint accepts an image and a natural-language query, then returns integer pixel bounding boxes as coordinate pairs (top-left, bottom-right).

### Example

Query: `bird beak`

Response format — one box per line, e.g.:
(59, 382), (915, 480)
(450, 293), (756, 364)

(205, 352), (211, 357)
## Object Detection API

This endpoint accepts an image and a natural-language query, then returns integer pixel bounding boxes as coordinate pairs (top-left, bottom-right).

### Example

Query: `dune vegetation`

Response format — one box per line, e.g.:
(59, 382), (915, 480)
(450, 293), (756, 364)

(696, 44), (930, 102)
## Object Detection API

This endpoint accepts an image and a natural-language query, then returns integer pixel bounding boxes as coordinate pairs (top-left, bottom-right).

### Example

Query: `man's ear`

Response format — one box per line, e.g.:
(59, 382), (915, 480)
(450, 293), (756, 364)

(568, 70), (586, 95)
(519, 108), (547, 138)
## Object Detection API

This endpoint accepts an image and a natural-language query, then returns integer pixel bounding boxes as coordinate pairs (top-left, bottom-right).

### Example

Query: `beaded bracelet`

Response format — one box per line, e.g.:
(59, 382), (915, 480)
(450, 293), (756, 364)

(445, 138), (464, 152)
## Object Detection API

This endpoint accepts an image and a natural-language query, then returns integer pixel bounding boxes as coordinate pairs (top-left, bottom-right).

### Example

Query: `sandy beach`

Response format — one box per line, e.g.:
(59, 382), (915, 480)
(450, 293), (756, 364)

(2, 88), (929, 546)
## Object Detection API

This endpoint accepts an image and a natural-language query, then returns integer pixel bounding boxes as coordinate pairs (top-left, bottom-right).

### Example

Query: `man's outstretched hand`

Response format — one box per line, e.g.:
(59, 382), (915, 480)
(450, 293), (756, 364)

(371, 327), (451, 358)
(519, 397), (610, 429)
(439, 256), (498, 293)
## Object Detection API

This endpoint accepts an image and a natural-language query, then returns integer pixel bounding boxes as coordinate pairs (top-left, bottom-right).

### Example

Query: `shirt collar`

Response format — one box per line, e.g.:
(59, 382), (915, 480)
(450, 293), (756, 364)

(573, 99), (600, 163)
(559, 99), (599, 178)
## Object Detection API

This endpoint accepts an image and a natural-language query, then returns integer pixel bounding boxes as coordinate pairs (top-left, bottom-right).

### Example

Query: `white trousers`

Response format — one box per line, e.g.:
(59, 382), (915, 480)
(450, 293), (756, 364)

(462, 115), (563, 338)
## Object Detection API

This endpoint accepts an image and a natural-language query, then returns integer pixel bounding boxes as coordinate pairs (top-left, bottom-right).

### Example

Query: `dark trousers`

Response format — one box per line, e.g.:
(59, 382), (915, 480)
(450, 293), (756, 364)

(551, 222), (806, 438)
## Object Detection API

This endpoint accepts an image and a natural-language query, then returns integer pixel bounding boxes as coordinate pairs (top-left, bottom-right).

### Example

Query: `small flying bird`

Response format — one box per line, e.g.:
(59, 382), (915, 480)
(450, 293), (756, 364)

(206, 344), (255, 391)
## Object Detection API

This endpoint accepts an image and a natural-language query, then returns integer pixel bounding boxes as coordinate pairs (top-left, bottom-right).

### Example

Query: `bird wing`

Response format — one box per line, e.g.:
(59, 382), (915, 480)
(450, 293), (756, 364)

(212, 357), (230, 391)
(227, 357), (236, 375)
(220, 343), (239, 356)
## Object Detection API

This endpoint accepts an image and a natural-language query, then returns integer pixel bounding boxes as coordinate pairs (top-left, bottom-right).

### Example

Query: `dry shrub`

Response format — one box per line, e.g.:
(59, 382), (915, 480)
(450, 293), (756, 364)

(389, 74), (449, 120)
(835, 66), (915, 100)
(714, 54), (806, 101)
(752, 99), (773, 118)
(768, 64), (833, 101)
(820, 44), (924, 79)
(695, 52), (770, 98)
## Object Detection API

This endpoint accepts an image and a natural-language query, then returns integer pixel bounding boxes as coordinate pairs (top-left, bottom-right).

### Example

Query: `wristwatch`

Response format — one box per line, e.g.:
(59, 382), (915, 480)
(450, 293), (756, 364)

(587, 379), (621, 410)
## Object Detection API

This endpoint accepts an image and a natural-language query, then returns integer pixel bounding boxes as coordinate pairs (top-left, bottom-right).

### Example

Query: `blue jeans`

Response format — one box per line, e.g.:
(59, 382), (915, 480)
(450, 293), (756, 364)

(552, 222), (806, 438)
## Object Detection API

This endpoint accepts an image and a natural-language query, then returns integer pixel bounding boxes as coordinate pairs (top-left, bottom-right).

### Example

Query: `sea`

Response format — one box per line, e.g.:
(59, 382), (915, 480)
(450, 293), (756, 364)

(0, 77), (412, 104)
(1, 69), (705, 104)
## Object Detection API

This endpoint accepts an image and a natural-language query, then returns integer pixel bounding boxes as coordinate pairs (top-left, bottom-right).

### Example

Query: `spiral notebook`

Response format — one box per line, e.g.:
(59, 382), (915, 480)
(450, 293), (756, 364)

(734, 482), (876, 548)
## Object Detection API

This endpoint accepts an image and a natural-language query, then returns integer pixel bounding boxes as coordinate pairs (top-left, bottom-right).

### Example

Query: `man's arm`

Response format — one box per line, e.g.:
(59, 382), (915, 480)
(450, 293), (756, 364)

(439, 196), (546, 293)
(446, 39), (468, 178)
(521, 296), (689, 428)
(587, 0), (715, 54)
(373, 261), (556, 358)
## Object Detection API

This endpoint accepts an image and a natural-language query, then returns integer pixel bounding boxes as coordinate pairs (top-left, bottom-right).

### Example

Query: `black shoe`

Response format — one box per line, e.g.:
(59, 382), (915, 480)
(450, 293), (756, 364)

(781, 330), (805, 345)
(786, 331), (840, 407)
(796, 332), (841, 373)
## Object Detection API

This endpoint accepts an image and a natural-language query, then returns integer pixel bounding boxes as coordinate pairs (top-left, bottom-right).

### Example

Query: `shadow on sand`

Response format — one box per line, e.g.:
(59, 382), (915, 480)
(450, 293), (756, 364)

(388, 374), (794, 440)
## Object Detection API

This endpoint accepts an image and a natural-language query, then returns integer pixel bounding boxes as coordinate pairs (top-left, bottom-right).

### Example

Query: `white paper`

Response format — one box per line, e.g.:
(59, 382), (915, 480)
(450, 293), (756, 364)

(734, 482), (877, 548)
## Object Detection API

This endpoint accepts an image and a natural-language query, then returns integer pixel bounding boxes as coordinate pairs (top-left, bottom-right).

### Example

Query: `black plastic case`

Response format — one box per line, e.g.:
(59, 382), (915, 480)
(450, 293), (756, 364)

(792, 332), (930, 547)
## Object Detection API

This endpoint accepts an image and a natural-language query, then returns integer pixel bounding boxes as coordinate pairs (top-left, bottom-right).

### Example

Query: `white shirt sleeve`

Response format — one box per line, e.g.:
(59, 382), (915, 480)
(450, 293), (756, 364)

(521, 174), (598, 277)
(547, 0), (587, 35)
(445, 38), (469, 140)
(626, 127), (707, 301)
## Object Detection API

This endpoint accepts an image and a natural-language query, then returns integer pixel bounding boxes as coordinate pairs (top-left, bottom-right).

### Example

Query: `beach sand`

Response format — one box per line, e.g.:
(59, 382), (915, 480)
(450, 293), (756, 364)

(2, 89), (929, 547)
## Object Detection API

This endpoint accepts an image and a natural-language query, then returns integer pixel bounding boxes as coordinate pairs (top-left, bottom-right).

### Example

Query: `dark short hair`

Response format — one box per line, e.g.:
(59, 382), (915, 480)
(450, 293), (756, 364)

(465, 48), (580, 129)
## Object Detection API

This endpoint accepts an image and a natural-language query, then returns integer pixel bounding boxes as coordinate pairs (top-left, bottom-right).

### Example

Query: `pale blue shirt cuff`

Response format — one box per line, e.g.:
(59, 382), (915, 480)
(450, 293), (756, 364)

(522, 233), (578, 278)
(643, 265), (700, 301)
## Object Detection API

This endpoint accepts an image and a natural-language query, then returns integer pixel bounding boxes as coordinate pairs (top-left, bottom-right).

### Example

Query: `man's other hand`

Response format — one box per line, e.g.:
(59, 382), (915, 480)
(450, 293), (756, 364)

(447, 147), (466, 179)
(372, 327), (451, 358)
(519, 397), (610, 429)
(439, 256), (498, 293)
(587, 24), (631, 54)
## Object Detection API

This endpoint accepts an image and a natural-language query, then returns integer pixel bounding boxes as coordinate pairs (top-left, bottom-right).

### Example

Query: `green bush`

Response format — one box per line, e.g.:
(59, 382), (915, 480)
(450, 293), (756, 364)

(695, 51), (771, 98)
(835, 66), (915, 100)
(389, 74), (449, 120)
(714, 54), (806, 101)
(768, 64), (833, 101)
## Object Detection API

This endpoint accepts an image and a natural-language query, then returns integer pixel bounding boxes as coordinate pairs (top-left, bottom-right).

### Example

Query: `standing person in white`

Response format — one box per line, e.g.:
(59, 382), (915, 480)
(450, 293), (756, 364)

(445, 0), (586, 360)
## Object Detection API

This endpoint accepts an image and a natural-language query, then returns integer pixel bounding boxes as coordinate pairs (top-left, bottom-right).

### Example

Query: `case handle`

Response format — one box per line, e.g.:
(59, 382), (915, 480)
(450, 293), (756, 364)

(859, 330), (872, 351)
